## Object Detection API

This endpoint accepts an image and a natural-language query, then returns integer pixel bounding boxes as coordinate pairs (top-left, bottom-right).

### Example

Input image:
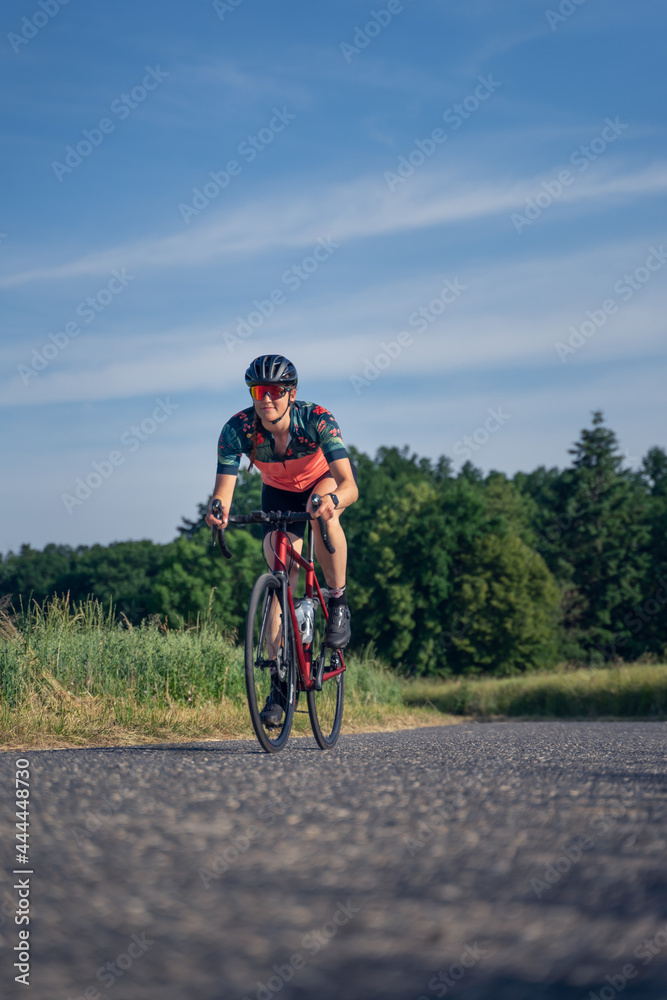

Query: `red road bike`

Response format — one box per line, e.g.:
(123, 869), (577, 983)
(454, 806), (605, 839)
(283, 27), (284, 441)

(211, 498), (345, 753)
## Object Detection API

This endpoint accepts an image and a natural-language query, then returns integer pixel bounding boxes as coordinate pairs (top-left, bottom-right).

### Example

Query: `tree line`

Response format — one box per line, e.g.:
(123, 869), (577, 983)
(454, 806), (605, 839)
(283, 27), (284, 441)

(2, 412), (666, 676)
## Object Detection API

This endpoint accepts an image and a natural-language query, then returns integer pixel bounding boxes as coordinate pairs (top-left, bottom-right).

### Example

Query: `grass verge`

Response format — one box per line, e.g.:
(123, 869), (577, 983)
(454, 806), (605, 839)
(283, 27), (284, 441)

(3, 597), (665, 749)
(403, 663), (667, 720)
(0, 693), (448, 751)
(0, 597), (451, 749)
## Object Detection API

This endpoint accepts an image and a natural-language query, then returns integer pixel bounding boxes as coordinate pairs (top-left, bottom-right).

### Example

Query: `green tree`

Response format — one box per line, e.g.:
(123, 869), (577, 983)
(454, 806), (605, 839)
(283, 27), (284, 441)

(551, 412), (649, 660)
(0, 540), (167, 622)
(513, 466), (564, 560)
(446, 533), (561, 676)
(59, 541), (169, 622)
(483, 471), (539, 547)
(2, 423), (661, 668)
(343, 449), (560, 676)
(0, 543), (74, 605)
(178, 468), (264, 541)
(342, 447), (467, 674)
(348, 478), (462, 672)
(152, 528), (265, 635)
(637, 446), (667, 657)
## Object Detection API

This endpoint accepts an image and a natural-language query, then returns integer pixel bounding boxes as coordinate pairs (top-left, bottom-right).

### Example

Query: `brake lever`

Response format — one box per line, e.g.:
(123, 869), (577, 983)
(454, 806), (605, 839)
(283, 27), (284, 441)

(310, 494), (336, 554)
(211, 499), (232, 560)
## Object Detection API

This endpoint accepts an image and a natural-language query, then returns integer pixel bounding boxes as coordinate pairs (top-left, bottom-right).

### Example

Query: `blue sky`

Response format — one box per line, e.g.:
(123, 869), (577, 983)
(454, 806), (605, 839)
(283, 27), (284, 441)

(1, 0), (665, 552)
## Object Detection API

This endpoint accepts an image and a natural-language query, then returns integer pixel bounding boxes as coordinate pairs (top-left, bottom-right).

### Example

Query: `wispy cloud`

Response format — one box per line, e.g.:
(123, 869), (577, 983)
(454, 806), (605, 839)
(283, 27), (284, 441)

(4, 233), (665, 407)
(2, 160), (667, 289)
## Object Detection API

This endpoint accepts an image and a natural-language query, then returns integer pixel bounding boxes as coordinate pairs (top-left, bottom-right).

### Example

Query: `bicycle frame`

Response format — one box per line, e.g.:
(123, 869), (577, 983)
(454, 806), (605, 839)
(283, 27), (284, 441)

(269, 521), (346, 692)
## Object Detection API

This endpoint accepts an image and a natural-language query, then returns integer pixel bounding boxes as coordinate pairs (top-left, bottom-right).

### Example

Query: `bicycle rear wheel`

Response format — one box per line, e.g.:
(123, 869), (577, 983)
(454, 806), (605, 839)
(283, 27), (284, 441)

(245, 573), (296, 753)
(307, 593), (345, 749)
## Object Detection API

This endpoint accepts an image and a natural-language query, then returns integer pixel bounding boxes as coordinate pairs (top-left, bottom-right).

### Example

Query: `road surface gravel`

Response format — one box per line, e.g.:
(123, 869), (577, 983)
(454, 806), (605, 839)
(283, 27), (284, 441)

(1, 721), (666, 999)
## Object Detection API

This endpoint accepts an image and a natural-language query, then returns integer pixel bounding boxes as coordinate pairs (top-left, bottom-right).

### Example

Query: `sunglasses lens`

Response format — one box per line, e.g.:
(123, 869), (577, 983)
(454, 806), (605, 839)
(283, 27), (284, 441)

(250, 385), (285, 400)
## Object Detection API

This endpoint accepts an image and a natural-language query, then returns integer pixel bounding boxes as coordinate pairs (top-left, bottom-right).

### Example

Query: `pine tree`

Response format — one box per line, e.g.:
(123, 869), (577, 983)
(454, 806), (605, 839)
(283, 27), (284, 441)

(554, 412), (650, 660)
(638, 446), (667, 657)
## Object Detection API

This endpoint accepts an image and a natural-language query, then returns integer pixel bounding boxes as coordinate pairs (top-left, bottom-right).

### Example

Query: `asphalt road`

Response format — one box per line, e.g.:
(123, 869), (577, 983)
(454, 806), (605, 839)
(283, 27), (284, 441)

(1, 721), (666, 1000)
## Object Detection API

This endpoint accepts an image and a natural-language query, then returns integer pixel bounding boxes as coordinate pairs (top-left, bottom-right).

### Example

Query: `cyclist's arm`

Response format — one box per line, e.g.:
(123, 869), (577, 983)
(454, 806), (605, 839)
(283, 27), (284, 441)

(206, 472), (237, 528)
(207, 413), (250, 527)
(325, 457), (359, 508)
(309, 405), (357, 508)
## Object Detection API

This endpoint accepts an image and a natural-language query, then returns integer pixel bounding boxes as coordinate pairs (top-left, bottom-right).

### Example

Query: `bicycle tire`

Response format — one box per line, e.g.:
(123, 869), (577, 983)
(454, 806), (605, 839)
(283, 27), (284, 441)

(307, 593), (345, 749)
(245, 573), (296, 753)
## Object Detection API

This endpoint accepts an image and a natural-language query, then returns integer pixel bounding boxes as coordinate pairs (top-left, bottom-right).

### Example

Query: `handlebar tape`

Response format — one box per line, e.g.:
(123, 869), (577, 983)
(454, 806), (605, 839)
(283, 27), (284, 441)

(209, 504), (336, 557)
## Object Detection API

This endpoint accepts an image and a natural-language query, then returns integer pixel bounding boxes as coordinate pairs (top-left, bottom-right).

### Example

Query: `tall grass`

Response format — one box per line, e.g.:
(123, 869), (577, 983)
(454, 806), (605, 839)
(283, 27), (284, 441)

(0, 596), (405, 708)
(6, 596), (662, 750)
(0, 596), (432, 748)
(343, 640), (403, 707)
(0, 594), (244, 706)
(403, 664), (667, 718)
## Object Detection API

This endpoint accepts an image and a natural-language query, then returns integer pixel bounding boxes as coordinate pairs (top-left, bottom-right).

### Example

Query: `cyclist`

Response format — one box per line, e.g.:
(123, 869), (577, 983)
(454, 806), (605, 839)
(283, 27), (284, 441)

(205, 354), (359, 727)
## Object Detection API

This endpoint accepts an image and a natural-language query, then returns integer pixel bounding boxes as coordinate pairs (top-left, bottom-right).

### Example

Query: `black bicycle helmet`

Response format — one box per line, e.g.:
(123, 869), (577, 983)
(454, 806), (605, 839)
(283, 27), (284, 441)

(244, 354), (298, 388)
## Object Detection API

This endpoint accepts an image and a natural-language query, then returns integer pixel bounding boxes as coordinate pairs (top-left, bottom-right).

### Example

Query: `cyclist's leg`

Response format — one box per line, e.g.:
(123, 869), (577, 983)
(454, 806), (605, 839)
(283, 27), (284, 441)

(260, 528), (306, 721)
(308, 463), (357, 648)
(261, 482), (310, 658)
(308, 475), (351, 589)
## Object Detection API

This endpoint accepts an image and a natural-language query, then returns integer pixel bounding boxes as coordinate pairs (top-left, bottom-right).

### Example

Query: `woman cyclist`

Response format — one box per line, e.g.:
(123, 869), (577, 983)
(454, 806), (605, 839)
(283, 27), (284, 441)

(205, 354), (359, 727)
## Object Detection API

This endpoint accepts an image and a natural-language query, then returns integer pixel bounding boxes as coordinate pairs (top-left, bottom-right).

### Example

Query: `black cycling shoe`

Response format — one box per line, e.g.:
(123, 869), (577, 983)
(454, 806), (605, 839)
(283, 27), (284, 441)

(259, 672), (286, 729)
(259, 697), (283, 728)
(324, 604), (351, 649)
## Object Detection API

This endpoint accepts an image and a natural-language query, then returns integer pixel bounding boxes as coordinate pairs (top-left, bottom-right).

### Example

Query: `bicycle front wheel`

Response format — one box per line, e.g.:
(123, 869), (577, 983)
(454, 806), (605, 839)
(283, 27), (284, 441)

(307, 594), (345, 749)
(245, 573), (296, 753)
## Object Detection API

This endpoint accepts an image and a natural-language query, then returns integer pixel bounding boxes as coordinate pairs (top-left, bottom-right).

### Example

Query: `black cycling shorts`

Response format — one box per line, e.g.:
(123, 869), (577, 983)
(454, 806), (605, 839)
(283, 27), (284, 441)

(261, 462), (358, 541)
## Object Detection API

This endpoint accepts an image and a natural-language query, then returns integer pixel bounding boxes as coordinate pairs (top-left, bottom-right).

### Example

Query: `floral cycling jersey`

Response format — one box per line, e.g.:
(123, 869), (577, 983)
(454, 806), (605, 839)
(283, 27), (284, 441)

(217, 400), (348, 492)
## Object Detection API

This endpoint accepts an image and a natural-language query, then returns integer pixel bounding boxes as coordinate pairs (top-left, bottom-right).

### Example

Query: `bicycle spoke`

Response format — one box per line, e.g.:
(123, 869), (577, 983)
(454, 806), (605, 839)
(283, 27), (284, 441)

(307, 595), (344, 749)
(245, 574), (295, 753)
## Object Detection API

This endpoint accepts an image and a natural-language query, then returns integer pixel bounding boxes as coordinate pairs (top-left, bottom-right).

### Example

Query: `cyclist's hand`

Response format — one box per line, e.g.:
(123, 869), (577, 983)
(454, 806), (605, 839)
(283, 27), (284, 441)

(308, 492), (336, 522)
(206, 503), (227, 529)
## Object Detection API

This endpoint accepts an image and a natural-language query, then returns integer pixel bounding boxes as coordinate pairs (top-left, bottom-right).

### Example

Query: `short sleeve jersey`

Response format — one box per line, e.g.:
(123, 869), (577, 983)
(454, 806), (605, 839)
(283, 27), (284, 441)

(217, 400), (348, 492)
